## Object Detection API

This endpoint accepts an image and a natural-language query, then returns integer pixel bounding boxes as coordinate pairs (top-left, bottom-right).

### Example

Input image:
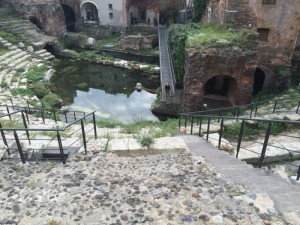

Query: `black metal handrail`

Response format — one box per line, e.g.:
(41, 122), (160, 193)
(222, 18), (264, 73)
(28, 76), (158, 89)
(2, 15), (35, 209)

(181, 96), (300, 118)
(179, 114), (300, 181)
(0, 110), (97, 164)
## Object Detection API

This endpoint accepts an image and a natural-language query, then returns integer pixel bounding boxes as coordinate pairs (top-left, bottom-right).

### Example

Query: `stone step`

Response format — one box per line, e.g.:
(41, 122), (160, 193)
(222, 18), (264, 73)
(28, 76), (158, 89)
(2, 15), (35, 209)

(15, 60), (31, 70)
(0, 49), (22, 62)
(8, 54), (31, 68)
(1, 51), (27, 66)
(35, 49), (47, 55)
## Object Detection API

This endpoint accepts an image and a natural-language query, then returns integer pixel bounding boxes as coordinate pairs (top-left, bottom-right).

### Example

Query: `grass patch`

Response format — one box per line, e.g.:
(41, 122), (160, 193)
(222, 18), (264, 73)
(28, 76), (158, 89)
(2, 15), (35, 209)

(0, 119), (23, 129)
(26, 65), (48, 83)
(0, 29), (19, 44)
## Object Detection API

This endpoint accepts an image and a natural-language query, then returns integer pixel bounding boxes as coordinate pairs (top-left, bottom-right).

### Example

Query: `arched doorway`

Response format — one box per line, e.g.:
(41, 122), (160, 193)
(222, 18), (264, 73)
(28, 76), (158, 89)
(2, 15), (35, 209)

(44, 44), (55, 54)
(62, 4), (76, 31)
(204, 75), (238, 107)
(80, 2), (99, 22)
(29, 16), (43, 30)
(253, 68), (265, 95)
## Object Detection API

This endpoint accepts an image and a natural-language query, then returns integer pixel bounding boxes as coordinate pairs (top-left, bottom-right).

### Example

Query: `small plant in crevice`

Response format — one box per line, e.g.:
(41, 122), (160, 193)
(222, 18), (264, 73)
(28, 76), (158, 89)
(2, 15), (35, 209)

(46, 219), (61, 225)
(136, 133), (154, 148)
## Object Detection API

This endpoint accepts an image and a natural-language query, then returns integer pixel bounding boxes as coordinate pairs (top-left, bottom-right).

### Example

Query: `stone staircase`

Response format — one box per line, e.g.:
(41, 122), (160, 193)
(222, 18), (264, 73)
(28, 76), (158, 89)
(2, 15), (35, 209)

(180, 134), (300, 218)
(0, 37), (55, 91)
(0, 6), (55, 45)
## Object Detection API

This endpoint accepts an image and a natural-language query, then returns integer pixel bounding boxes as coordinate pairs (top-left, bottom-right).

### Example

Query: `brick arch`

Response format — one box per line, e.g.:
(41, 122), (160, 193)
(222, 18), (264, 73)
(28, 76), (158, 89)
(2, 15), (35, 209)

(203, 75), (239, 106)
(59, 0), (81, 29)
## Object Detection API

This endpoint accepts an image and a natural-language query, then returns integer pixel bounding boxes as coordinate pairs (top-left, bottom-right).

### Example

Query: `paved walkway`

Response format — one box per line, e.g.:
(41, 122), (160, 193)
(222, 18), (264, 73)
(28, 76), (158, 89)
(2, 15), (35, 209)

(180, 134), (300, 214)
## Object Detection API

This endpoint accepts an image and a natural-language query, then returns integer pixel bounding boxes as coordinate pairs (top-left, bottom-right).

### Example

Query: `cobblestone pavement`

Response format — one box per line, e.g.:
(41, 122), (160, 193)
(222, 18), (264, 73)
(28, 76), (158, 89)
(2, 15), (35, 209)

(0, 146), (293, 225)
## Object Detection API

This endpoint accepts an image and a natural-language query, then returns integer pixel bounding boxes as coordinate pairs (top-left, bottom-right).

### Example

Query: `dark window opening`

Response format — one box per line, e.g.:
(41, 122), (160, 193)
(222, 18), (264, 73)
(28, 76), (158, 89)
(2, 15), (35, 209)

(29, 16), (43, 30)
(109, 13), (113, 19)
(109, 4), (113, 10)
(262, 0), (276, 5)
(253, 68), (265, 95)
(257, 28), (269, 42)
(62, 4), (76, 32)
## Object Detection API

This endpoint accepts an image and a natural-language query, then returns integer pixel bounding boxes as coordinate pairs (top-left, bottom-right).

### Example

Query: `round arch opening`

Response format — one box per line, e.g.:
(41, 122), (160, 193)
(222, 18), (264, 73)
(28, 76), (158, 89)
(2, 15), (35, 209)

(204, 75), (238, 107)
(29, 16), (43, 30)
(62, 4), (76, 32)
(80, 2), (99, 22)
(253, 68), (265, 95)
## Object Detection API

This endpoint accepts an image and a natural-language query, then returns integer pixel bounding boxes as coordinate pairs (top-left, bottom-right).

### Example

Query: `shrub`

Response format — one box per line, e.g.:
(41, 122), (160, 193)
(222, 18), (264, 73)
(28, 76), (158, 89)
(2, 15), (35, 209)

(30, 82), (49, 99)
(11, 88), (33, 96)
(136, 134), (154, 148)
(41, 93), (61, 110)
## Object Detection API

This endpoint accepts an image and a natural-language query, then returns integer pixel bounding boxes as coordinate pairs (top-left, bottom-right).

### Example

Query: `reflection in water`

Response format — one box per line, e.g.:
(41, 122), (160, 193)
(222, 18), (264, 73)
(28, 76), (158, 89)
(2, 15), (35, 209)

(51, 60), (160, 122)
(73, 89), (157, 122)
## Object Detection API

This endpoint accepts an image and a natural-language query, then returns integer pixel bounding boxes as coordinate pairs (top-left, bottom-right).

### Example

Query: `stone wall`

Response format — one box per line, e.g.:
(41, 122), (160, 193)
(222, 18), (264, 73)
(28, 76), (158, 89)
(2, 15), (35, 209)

(183, 47), (257, 112)
(13, 0), (81, 37)
(203, 0), (300, 90)
(291, 30), (300, 84)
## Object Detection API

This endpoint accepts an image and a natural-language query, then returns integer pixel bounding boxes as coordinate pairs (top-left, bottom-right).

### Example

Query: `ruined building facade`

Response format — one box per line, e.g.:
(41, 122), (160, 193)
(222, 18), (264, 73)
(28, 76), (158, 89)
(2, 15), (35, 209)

(183, 0), (300, 111)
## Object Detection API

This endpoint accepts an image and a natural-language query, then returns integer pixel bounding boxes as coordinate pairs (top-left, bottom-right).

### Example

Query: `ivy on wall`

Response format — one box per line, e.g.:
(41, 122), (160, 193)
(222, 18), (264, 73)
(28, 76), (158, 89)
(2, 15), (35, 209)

(168, 23), (200, 87)
(193, 0), (209, 22)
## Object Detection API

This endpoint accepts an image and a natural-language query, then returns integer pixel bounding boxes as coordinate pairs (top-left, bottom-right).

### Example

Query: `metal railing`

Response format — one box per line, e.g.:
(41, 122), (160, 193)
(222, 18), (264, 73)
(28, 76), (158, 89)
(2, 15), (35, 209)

(0, 97), (88, 124)
(179, 114), (300, 181)
(0, 109), (97, 164)
(185, 96), (300, 118)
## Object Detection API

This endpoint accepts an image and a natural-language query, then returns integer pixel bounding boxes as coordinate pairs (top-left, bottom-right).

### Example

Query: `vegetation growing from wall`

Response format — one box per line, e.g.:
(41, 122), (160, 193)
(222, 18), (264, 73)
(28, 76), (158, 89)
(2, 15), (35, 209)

(193, 0), (209, 22)
(168, 23), (257, 87)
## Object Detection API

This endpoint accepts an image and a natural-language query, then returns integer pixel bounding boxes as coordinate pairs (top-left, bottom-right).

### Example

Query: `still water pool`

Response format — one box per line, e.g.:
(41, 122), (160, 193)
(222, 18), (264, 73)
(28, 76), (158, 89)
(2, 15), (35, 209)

(51, 59), (160, 122)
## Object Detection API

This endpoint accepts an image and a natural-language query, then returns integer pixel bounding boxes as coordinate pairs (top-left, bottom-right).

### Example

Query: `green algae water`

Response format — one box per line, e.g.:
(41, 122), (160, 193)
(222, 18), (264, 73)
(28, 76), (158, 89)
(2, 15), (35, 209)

(51, 59), (160, 122)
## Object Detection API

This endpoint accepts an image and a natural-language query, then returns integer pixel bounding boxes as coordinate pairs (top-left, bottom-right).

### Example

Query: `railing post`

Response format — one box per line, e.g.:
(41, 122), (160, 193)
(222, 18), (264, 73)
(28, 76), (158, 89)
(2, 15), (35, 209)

(14, 130), (26, 164)
(206, 117), (211, 142)
(255, 104), (258, 117)
(184, 116), (187, 128)
(57, 131), (66, 164)
(41, 109), (45, 124)
(190, 116), (194, 135)
(6, 106), (11, 121)
(236, 120), (245, 158)
(74, 112), (76, 122)
(218, 118), (224, 149)
(81, 119), (87, 155)
(272, 100), (278, 113)
(24, 108), (29, 123)
(250, 104), (253, 119)
(64, 113), (68, 123)
(198, 117), (202, 136)
(259, 122), (272, 168)
(53, 110), (57, 123)
(178, 116), (181, 130)
(93, 112), (97, 139)
(235, 107), (239, 121)
(21, 112), (31, 145)
(0, 123), (9, 155)
(83, 112), (86, 121)
(297, 165), (300, 181)
(10, 97), (14, 109)
(296, 101), (300, 114)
